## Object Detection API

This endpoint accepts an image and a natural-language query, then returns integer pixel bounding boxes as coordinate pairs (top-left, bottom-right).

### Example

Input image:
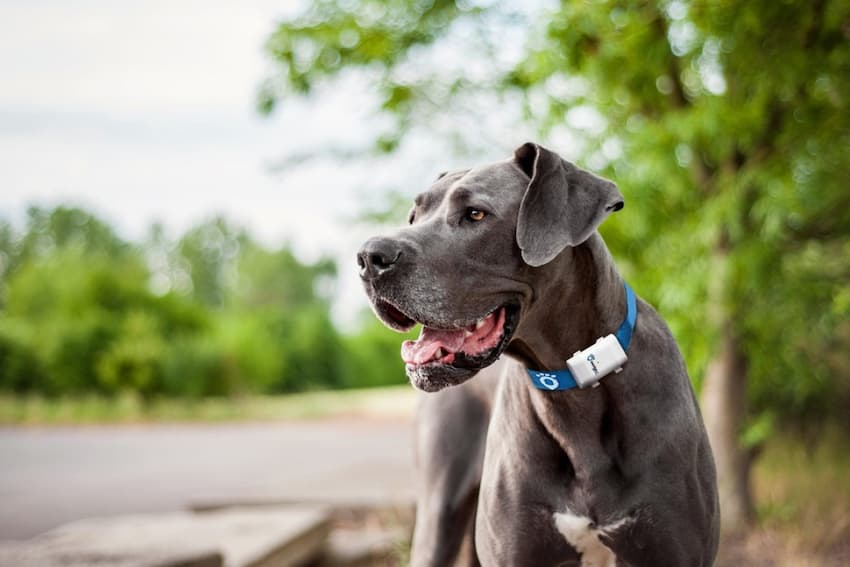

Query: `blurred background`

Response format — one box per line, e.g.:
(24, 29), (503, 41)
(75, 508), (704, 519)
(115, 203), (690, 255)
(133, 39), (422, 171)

(1, 1), (848, 565)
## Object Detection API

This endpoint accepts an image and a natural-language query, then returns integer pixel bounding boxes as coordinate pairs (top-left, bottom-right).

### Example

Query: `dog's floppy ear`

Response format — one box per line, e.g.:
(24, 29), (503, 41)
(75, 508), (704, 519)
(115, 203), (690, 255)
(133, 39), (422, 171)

(514, 142), (624, 267)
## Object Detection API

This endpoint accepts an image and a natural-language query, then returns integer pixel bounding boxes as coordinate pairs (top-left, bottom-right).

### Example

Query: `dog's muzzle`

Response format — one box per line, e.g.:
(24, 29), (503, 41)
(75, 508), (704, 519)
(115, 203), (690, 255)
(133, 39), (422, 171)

(357, 237), (402, 281)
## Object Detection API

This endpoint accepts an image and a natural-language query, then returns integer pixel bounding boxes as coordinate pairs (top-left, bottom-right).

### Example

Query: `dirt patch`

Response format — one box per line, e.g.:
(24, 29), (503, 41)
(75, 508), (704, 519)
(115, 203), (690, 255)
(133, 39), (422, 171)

(717, 529), (850, 567)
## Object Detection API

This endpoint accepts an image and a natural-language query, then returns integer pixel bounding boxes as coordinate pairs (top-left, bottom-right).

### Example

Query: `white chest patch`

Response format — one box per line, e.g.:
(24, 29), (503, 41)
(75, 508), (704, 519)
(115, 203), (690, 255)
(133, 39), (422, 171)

(553, 510), (631, 567)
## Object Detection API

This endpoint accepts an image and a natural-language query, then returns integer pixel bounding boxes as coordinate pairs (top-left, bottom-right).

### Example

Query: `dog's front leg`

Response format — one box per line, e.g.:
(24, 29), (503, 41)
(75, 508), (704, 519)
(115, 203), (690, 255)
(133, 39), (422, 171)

(410, 367), (499, 567)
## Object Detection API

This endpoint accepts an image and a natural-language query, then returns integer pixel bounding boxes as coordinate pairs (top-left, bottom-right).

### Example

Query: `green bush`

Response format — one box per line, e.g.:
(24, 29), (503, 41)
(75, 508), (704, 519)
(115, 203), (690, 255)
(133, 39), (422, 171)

(211, 312), (286, 395)
(161, 336), (230, 398)
(41, 314), (119, 395)
(340, 317), (413, 389)
(283, 307), (345, 391)
(0, 325), (45, 393)
(94, 311), (167, 397)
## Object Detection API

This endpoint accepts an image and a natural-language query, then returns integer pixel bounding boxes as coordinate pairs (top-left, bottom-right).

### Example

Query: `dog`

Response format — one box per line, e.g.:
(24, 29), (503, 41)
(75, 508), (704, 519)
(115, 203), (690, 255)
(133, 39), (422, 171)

(357, 142), (720, 566)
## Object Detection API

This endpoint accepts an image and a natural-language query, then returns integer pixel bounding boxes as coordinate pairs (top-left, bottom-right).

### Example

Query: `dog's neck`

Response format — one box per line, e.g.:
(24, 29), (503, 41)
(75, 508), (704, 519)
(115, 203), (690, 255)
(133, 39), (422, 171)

(506, 233), (630, 483)
(508, 233), (626, 372)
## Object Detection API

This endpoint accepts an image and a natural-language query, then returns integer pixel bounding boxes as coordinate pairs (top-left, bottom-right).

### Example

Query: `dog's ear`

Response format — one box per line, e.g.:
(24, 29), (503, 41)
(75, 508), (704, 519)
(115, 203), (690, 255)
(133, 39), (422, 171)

(514, 142), (624, 267)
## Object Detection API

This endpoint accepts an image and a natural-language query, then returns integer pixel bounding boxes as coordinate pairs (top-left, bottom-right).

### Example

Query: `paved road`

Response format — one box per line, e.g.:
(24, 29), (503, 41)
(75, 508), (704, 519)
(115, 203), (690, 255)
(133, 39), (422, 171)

(0, 419), (415, 539)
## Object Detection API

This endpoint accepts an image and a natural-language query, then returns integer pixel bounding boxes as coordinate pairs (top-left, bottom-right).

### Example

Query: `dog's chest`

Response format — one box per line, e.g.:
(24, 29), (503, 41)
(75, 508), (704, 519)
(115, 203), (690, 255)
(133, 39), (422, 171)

(476, 470), (632, 567)
(479, 373), (635, 566)
(553, 510), (631, 567)
(478, 433), (632, 564)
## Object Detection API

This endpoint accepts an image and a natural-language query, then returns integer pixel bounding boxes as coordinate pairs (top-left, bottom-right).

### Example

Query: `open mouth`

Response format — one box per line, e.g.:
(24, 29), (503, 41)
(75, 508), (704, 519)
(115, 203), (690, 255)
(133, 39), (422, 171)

(401, 306), (513, 367)
(371, 296), (519, 391)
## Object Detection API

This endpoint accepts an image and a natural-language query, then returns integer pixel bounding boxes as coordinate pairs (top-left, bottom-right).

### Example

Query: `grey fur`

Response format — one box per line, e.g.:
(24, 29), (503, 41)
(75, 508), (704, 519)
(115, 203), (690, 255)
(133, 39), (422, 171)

(358, 142), (720, 566)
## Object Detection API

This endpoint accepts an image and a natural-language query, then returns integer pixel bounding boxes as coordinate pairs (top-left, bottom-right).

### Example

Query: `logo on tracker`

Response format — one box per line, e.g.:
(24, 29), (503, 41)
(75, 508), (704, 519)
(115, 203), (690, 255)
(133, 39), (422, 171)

(535, 372), (559, 390)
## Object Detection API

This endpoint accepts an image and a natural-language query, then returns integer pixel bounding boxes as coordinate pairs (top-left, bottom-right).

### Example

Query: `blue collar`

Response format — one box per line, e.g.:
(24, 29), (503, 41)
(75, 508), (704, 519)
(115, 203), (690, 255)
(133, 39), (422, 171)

(526, 282), (637, 391)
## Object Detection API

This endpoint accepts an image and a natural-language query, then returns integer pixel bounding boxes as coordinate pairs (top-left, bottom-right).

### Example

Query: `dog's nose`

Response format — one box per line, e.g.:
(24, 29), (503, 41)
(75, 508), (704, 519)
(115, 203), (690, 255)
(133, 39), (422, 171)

(357, 238), (401, 280)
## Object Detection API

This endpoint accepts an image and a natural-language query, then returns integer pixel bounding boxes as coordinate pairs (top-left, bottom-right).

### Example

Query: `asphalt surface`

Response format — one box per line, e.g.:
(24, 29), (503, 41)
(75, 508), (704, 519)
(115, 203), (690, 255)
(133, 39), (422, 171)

(0, 419), (415, 539)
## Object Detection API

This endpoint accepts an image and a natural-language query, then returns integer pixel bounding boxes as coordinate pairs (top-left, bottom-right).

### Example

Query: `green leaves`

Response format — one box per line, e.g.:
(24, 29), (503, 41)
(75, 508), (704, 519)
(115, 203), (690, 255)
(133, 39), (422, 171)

(261, 0), (466, 103)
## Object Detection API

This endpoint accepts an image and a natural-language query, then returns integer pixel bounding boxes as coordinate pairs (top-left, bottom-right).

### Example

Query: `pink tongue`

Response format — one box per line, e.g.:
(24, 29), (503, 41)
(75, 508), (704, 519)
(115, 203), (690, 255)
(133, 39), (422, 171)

(401, 327), (466, 365)
(400, 309), (505, 366)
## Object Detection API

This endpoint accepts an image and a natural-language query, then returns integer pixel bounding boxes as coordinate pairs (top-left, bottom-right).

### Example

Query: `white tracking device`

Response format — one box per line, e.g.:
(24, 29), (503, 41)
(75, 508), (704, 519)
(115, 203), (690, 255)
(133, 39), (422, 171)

(566, 334), (628, 388)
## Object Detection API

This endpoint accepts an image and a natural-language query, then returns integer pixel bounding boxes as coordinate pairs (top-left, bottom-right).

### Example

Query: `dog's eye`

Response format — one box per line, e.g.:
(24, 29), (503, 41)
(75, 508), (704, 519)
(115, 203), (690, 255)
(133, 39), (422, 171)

(465, 208), (486, 222)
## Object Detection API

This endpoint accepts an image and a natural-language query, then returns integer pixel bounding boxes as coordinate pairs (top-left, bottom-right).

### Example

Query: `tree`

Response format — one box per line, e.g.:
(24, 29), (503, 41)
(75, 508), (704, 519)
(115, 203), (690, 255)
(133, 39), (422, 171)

(175, 217), (243, 308)
(229, 238), (336, 311)
(262, 0), (850, 530)
(0, 206), (132, 305)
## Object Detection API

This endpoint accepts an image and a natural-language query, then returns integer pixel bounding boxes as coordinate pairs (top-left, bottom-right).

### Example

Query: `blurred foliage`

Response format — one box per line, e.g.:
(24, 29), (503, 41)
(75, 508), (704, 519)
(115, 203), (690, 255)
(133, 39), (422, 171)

(261, 0), (850, 426)
(0, 206), (408, 398)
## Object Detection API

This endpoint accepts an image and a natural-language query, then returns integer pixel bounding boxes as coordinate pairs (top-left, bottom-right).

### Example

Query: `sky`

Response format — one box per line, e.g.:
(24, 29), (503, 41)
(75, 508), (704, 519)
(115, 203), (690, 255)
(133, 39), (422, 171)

(0, 0), (383, 250)
(0, 1), (406, 325)
(0, 0), (548, 326)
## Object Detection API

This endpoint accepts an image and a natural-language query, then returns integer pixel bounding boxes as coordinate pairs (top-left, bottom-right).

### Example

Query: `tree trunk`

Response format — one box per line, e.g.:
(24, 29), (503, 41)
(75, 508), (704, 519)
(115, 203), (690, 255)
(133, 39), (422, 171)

(700, 239), (755, 532)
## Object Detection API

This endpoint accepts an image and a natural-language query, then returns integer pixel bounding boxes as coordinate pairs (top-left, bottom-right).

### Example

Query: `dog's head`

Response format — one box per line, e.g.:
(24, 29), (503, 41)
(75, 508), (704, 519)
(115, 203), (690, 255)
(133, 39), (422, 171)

(357, 142), (624, 392)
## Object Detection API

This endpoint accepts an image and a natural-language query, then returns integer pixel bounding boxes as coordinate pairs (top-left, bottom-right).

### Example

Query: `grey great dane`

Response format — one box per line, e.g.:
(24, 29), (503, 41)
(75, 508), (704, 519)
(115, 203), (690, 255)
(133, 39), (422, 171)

(357, 143), (719, 566)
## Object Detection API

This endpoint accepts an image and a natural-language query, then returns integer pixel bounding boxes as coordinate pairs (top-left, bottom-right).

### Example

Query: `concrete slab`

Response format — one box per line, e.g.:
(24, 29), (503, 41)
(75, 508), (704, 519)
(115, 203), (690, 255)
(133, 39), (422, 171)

(0, 506), (330, 567)
(0, 540), (222, 567)
(317, 528), (407, 567)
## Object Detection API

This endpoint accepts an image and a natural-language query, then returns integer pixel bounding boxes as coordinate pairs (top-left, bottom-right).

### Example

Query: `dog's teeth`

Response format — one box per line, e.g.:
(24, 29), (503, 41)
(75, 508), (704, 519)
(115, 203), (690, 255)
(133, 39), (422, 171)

(435, 348), (445, 359)
(475, 320), (486, 330)
(464, 330), (473, 337)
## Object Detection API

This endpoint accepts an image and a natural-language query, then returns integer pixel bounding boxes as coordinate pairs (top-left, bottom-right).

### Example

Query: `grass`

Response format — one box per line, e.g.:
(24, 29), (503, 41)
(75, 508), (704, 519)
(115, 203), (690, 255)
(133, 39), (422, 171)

(718, 424), (850, 566)
(756, 425), (850, 547)
(0, 385), (417, 425)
